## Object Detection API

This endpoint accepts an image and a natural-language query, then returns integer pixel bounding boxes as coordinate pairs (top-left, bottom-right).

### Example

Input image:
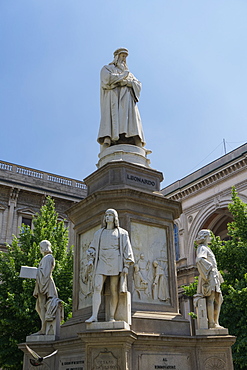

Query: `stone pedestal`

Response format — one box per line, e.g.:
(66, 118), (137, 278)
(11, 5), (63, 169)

(25, 305), (62, 342)
(19, 329), (235, 369)
(194, 296), (229, 336)
(86, 321), (130, 331)
(79, 330), (136, 370)
(196, 327), (229, 336)
(19, 157), (235, 369)
(97, 144), (151, 169)
(194, 296), (208, 330)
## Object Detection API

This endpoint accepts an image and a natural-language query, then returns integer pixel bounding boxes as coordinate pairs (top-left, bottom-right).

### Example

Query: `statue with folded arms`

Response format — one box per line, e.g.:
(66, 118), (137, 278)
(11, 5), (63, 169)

(98, 48), (145, 149)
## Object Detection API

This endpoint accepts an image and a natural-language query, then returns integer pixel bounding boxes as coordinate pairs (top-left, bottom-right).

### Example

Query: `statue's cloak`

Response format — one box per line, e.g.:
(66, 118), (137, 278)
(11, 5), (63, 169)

(98, 64), (145, 146)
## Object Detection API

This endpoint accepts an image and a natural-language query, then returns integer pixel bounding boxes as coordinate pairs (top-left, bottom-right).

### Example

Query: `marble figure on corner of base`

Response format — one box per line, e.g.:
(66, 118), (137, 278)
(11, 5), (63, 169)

(85, 209), (135, 323)
(32, 240), (63, 336)
(98, 47), (145, 149)
(195, 229), (225, 330)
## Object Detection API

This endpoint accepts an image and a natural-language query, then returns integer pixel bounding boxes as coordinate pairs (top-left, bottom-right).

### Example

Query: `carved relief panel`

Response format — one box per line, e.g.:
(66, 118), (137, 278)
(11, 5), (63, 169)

(131, 222), (170, 305)
(78, 225), (100, 310)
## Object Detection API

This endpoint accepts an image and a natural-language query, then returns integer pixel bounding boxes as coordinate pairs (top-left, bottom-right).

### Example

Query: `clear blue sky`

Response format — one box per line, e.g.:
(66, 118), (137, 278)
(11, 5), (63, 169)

(1, 1), (247, 187)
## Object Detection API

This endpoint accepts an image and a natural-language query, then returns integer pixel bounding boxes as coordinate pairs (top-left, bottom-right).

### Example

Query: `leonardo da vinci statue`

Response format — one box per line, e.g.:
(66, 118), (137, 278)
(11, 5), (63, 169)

(97, 48), (145, 149)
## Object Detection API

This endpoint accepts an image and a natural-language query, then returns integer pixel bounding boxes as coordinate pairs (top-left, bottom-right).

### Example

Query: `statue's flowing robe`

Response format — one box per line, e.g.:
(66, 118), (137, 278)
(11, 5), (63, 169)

(98, 64), (145, 146)
(153, 264), (170, 301)
(196, 245), (223, 296)
(33, 254), (61, 321)
(33, 254), (57, 298)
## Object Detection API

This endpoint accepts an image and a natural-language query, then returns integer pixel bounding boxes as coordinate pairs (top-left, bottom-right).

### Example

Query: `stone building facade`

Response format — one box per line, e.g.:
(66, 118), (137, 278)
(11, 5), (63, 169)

(0, 160), (87, 251)
(162, 143), (247, 321)
(1, 142), (246, 316)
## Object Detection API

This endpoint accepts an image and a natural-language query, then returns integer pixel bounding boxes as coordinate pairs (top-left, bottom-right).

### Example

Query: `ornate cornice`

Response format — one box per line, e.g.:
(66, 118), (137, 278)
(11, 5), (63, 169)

(164, 155), (247, 202)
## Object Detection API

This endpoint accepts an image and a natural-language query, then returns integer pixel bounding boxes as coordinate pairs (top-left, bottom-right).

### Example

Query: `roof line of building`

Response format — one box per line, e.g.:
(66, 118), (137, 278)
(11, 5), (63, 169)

(162, 143), (247, 196)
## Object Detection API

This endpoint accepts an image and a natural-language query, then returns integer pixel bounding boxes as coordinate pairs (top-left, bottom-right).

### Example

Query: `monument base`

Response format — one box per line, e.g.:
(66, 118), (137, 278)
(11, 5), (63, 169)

(196, 327), (229, 336)
(26, 334), (57, 342)
(19, 329), (235, 370)
(86, 320), (130, 331)
(97, 144), (151, 169)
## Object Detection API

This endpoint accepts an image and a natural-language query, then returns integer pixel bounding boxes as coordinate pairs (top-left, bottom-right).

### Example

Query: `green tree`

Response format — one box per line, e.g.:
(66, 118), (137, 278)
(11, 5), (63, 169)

(183, 188), (247, 369)
(0, 197), (73, 370)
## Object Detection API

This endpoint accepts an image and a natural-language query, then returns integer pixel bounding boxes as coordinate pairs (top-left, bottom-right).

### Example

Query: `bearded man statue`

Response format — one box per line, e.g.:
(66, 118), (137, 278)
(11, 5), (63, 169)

(97, 48), (145, 149)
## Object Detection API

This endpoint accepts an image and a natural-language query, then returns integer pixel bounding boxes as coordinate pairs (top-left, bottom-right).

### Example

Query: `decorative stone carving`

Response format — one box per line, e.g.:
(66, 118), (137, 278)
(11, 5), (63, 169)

(78, 226), (99, 310)
(133, 253), (151, 299)
(152, 260), (170, 302)
(204, 356), (226, 369)
(80, 247), (95, 299)
(131, 222), (171, 305)
(93, 349), (118, 370)
(194, 229), (227, 335)
(85, 209), (135, 323)
(97, 48), (145, 149)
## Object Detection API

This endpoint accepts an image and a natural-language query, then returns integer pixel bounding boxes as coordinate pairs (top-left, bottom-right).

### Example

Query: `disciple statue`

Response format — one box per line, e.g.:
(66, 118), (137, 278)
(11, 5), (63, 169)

(152, 260), (170, 302)
(97, 48), (145, 149)
(195, 229), (224, 329)
(32, 240), (63, 335)
(85, 209), (135, 323)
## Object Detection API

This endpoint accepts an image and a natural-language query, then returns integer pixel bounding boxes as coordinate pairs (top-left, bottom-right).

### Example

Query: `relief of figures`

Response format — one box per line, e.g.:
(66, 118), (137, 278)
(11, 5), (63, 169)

(80, 247), (95, 299)
(133, 252), (170, 303)
(133, 253), (152, 300)
(152, 260), (170, 302)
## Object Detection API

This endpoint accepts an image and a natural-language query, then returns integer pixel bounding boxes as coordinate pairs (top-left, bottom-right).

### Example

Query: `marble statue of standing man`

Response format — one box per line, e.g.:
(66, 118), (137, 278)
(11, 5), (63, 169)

(97, 48), (145, 149)
(195, 229), (224, 329)
(32, 240), (62, 335)
(86, 209), (135, 323)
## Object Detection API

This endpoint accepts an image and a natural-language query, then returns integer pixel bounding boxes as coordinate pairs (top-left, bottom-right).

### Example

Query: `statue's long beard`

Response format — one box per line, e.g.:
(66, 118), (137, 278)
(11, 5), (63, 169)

(117, 61), (128, 71)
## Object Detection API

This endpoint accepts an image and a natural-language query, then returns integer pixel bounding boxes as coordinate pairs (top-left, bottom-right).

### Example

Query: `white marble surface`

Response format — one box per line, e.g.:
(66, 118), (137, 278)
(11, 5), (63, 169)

(97, 144), (151, 168)
(19, 266), (37, 279)
(194, 295), (208, 329)
(26, 334), (57, 342)
(86, 320), (130, 331)
(131, 222), (170, 305)
(195, 229), (224, 331)
(196, 327), (229, 336)
(97, 48), (145, 149)
(79, 225), (100, 309)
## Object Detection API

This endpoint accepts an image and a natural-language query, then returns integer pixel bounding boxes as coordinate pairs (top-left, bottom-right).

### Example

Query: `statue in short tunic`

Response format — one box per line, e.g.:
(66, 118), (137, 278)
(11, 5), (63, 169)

(85, 209), (135, 323)
(195, 229), (224, 329)
(97, 48), (145, 149)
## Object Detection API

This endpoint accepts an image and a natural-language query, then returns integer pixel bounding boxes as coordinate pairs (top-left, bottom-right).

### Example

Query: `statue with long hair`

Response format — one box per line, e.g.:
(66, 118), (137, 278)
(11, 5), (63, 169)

(85, 209), (134, 323)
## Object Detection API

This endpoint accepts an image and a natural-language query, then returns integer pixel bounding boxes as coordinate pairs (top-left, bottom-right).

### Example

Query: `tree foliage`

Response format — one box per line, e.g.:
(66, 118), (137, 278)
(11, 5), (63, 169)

(183, 188), (247, 369)
(0, 197), (73, 370)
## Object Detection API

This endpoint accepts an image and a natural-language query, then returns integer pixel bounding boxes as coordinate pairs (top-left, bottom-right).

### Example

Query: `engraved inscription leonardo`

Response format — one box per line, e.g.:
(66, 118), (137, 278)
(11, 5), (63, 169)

(126, 173), (156, 187)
